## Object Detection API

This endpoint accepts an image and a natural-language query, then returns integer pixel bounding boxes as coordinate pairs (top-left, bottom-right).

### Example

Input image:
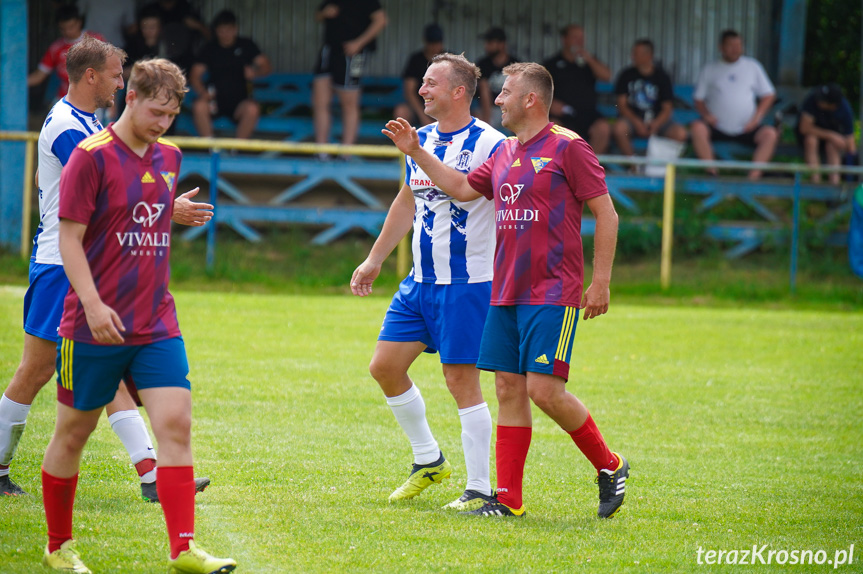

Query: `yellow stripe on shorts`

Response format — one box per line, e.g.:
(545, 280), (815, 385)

(555, 307), (577, 362)
(61, 338), (74, 391)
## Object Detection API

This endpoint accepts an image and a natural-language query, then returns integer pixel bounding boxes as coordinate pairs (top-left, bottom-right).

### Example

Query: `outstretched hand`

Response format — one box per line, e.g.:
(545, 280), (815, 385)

(172, 187), (214, 227)
(382, 118), (421, 156)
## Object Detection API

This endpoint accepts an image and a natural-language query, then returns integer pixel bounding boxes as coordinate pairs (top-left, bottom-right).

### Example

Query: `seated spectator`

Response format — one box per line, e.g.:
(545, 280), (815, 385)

(613, 38), (686, 165)
(476, 27), (518, 129)
(190, 10), (272, 139)
(141, 0), (209, 73)
(796, 83), (857, 185)
(543, 24), (612, 153)
(393, 24), (445, 127)
(27, 5), (106, 101)
(124, 5), (167, 79)
(690, 29), (778, 180)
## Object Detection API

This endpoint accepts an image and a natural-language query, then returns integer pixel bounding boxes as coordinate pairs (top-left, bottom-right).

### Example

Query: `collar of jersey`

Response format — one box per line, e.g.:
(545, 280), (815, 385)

(434, 117), (476, 139)
(61, 97), (96, 119)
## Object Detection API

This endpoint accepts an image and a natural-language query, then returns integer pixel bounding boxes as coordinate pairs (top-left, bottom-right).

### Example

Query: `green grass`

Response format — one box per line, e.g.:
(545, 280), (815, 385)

(1, 287), (861, 572)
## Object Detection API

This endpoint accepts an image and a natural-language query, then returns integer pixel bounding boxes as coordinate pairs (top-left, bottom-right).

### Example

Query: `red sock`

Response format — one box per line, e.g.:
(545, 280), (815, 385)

(495, 426), (532, 509)
(568, 414), (618, 472)
(156, 466), (195, 559)
(42, 468), (78, 553)
(135, 458), (156, 478)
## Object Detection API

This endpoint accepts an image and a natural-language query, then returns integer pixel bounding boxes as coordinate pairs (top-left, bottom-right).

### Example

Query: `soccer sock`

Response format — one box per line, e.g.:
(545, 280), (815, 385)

(0, 394), (31, 475)
(156, 466), (195, 560)
(385, 384), (440, 465)
(41, 468), (78, 553)
(108, 410), (157, 483)
(568, 414), (619, 472)
(458, 402), (493, 496)
(495, 425), (532, 509)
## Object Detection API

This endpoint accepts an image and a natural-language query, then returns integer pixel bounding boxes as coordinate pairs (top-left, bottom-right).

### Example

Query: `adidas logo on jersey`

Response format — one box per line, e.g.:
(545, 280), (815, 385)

(511, 158), (521, 167)
(141, 171), (155, 183)
(535, 354), (549, 365)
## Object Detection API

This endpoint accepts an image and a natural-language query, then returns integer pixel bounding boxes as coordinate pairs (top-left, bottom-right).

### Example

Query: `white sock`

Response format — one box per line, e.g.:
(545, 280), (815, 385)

(108, 410), (156, 483)
(386, 385), (440, 465)
(458, 402), (493, 496)
(0, 394), (31, 474)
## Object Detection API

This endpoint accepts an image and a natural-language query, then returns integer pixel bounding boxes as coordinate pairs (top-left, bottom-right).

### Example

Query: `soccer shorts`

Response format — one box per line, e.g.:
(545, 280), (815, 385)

(55, 336), (191, 410)
(23, 262), (69, 342)
(477, 304), (579, 381)
(313, 44), (368, 89)
(378, 277), (491, 364)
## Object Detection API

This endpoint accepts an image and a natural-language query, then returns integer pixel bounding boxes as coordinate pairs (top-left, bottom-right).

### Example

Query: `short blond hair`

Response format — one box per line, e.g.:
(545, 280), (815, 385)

(128, 58), (188, 106)
(430, 52), (481, 99)
(503, 62), (554, 109)
(66, 35), (127, 84)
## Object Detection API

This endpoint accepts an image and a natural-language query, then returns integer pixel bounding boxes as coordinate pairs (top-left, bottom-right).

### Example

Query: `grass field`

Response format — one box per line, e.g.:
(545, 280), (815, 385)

(1, 287), (861, 573)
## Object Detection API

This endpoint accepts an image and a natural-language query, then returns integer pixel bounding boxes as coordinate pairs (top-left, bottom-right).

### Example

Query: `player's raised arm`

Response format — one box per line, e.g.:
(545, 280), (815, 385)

(383, 118), (482, 202)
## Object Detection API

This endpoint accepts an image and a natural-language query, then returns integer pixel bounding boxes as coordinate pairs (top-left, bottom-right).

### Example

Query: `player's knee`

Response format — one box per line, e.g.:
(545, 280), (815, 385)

(368, 357), (397, 385)
(612, 121), (628, 138)
(243, 100), (260, 119)
(15, 357), (56, 389)
(690, 121), (708, 139)
(758, 125), (778, 144)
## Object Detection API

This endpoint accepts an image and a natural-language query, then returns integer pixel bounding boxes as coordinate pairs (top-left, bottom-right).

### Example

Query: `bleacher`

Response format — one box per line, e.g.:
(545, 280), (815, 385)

(172, 73), (827, 257)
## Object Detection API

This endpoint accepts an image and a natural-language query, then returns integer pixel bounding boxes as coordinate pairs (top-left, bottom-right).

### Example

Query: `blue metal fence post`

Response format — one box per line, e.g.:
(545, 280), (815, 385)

(0, 0), (29, 252)
(206, 149), (220, 272)
(790, 171), (801, 295)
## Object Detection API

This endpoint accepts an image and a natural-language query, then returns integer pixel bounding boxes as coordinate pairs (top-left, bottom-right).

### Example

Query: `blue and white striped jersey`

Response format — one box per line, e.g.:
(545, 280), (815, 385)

(407, 118), (505, 284)
(33, 98), (103, 265)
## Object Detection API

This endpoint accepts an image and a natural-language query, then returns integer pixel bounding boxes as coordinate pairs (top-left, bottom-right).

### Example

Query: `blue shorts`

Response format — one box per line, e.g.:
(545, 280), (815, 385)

(379, 278), (491, 364)
(23, 262), (69, 342)
(477, 305), (579, 380)
(56, 336), (191, 411)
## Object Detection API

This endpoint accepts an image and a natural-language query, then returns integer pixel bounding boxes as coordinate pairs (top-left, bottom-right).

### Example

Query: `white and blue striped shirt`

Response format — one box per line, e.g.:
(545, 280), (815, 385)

(33, 98), (103, 265)
(407, 118), (504, 284)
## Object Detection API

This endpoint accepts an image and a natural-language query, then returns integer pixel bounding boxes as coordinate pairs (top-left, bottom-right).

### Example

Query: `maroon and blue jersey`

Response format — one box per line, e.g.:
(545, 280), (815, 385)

(467, 123), (608, 308)
(58, 126), (182, 345)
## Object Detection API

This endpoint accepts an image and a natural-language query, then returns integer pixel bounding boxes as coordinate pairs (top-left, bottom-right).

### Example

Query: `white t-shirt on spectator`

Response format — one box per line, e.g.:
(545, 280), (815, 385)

(694, 56), (775, 135)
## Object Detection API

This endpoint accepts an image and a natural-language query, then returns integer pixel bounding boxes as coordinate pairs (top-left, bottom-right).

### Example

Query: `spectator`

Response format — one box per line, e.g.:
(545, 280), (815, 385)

(141, 0), (209, 73)
(612, 38), (687, 165)
(543, 24), (612, 154)
(78, 0), (137, 48)
(476, 27), (519, 129)
(312, 1), (388, 151)
(691, 29), (777, 180)
(796, 83), (857, 185)
(124, 5), (167, 78)
(190, 10), (271, 139)
(392, 23), (445, 127)
(27, 5), (106, 101)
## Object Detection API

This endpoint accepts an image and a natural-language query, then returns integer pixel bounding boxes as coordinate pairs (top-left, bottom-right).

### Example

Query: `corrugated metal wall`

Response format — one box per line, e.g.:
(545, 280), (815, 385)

(198, 0), (776, 85)
(27, 0), (776, 86)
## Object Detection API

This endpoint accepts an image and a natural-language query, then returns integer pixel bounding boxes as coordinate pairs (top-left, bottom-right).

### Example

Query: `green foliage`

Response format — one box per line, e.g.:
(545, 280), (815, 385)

(1, 290), (861, 572)
(804, 0), (862, 112)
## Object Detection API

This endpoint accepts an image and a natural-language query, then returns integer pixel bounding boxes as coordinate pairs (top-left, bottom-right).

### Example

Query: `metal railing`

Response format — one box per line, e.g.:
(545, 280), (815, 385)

(3, 130), (861, 294)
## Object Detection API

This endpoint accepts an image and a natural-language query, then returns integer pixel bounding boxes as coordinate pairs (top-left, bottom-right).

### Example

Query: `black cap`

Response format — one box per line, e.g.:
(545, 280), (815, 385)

(424, 24), (444, 43)
(481, 27), (507, 42)
(818, 83), (843, 105)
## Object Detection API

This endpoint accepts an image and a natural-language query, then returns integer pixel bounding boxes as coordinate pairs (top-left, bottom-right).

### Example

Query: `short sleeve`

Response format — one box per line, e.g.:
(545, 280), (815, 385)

(244, 39), (262, 63)
(58, 148), (101, 225)
(658, 71), (674, 102)
(562, 137), (608, 201)
(693, 65), (709, 101)
(51, 129), (89, 166)
(466, 153), (496, 200)
(39, 47), (56, 73)
(752, 60), (775, 97)
(838, 99), (855, 135)
(613, 69), (628, 96)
